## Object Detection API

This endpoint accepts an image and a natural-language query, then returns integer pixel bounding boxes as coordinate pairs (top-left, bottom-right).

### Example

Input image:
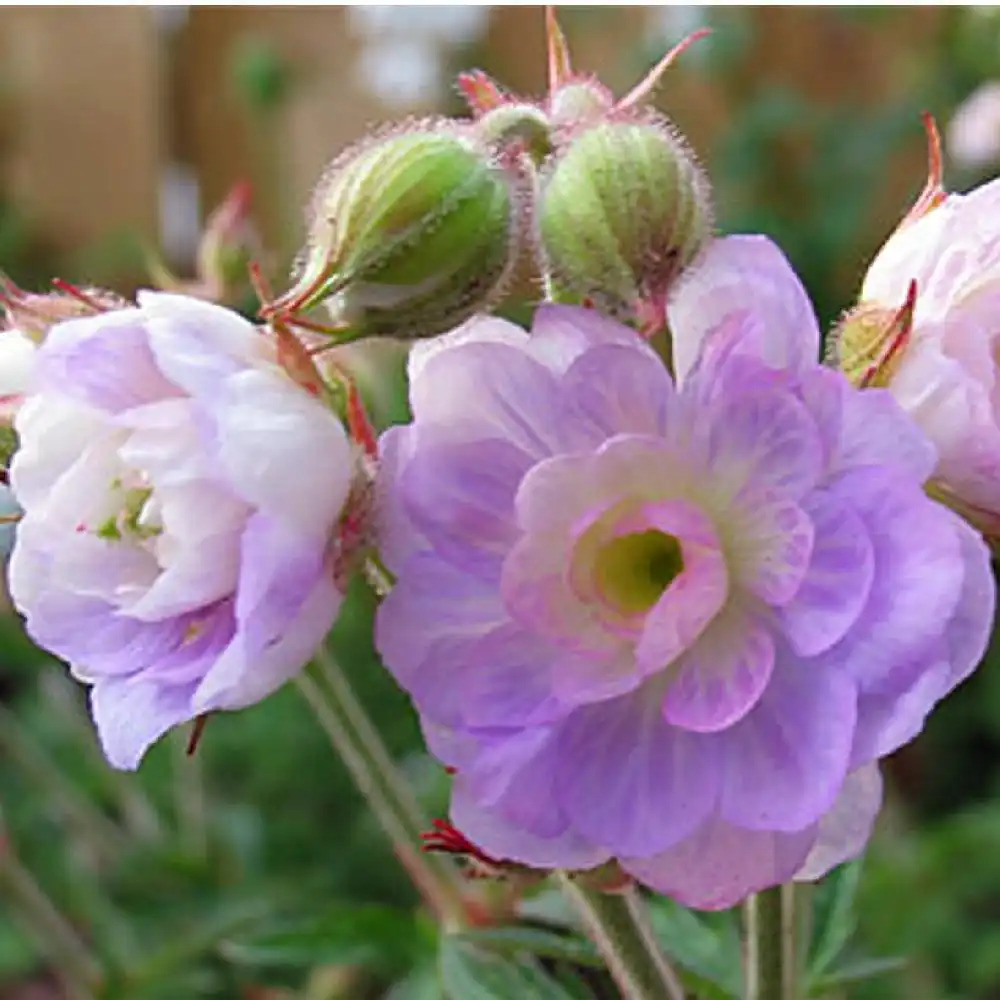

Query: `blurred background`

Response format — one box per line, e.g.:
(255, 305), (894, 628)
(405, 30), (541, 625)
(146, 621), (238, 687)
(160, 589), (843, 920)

(4, 6), (1000, 1000)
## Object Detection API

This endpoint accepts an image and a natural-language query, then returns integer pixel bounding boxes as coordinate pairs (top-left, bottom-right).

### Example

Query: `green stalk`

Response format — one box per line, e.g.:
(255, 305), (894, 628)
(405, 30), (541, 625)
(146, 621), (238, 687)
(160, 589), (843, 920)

(744, 885), (799, 1000)
(0, 702), (127, 865)
(0, 837), (102, 1000)
(296, 647), (469, 930)
(557, 874), (686, 1000)
(39, 671), (163, 841)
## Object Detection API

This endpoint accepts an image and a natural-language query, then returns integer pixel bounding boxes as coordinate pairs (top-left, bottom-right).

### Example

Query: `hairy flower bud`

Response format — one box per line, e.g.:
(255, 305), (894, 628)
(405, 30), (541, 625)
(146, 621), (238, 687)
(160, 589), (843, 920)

(538, 119), (712, 328)
(828, 282), (916, 389)
(268, 123), (526, 341)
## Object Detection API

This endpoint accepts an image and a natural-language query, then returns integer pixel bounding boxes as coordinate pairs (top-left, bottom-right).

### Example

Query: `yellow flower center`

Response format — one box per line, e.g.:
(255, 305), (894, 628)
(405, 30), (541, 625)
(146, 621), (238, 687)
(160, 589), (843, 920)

(593, 530), (684, 615)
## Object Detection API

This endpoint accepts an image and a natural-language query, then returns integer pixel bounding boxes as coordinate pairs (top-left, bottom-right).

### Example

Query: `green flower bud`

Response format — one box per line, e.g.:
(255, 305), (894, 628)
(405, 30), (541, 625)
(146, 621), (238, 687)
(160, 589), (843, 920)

(272, 123), (526, 341)
(828, 281), (916, 388)
(538, 119), (712, 325)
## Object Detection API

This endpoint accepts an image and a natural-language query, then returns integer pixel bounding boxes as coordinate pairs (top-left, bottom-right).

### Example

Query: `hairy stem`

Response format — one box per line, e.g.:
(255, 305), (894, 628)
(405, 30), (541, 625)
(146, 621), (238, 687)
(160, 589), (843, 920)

(0, 837), (102, 1000)
(744, 884), (799, 1000)
(557, 874), (686, 1000)
(297, 648), (468, 929)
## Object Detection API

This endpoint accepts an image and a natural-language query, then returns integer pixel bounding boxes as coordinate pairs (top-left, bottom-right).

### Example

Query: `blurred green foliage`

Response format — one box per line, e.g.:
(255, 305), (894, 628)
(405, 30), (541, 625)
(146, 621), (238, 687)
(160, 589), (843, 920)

(5, 7), (1000, 1000)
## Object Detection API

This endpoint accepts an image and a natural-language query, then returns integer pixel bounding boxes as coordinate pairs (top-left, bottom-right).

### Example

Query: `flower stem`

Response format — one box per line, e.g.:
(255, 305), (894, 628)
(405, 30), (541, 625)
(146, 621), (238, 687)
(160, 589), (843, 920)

(0, 701), (127, 865)
(557, 874), (686, 1000)
(0, 832), (102, 1000)
(296, 648), (469, 930)
(744, 884), (799, 1000)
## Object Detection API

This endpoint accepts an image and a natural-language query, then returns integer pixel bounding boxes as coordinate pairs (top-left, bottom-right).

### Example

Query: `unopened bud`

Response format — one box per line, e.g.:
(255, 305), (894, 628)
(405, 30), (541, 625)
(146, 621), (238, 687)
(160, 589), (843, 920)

(538, 119), (712, 327)
(269, 123), (526, 341)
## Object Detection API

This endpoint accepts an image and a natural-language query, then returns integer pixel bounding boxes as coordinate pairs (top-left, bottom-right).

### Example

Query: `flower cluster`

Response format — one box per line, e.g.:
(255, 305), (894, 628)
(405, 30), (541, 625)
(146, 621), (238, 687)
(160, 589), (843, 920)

(2, 12), (998, 921)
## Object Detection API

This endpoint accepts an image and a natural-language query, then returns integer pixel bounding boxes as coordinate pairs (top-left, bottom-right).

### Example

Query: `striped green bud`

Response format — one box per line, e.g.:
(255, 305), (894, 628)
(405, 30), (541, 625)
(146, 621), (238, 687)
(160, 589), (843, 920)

(538, 119), (712, 324)
(274, 123), (525, 340)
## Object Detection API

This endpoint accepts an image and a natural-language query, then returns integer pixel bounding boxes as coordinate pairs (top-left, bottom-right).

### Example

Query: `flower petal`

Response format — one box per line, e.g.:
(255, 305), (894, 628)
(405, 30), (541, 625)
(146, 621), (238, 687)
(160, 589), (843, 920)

(817, 468), (965, 690)
(634, 501), (729, 671)
(409, 341), (565, 459)
(795, 764), (882, 882)
(91, 677), (199, 771)
(400, 437), (531, 579)
(140, 290), (273, 397)
(669, 235), (821, 384)
(701, 387), (824, 500)
(451, 782), (611, 870)
(556, 690), (719, 856)
(215, 368), (352, 536)
(37, 310), (181, 413)
(561, 343), (675, 443)
(662, 604), (775, 733)
(717, 652), (856, 832)
(777, 490), (875, 657)
(193, 513), (340, 710)
(624, 815), (815, 911)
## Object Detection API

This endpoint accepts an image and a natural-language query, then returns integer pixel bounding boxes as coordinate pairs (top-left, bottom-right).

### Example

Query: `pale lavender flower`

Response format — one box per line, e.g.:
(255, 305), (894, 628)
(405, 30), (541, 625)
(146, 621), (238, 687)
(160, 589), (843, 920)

(848, 146), (1000, 532)
(9, 293), (355, 769)
(375, 236), (994, 909)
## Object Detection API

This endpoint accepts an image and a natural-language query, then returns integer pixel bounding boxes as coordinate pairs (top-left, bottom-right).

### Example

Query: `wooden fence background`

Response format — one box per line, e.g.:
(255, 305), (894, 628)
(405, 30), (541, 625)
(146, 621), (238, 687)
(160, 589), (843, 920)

(0, 6), (947, 285)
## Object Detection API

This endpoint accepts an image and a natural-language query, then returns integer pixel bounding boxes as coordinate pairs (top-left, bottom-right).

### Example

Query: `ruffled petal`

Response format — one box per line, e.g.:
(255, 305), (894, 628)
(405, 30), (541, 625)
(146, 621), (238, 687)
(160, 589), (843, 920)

(777, 490), (875, 657)
(833, 381), (937, 484)
(193, 512), (340, 710)
(91, 677), (199, 771)
(795, 764), (882, 882)
(215, 368), (353, 537)
(400, 437), (531, 579)
(409, 341), (566, 459)
(700, 387), (824, 501)
(451, 781), (610, 871)
(669, 235), (821, 384)
(529, 303), (645, 372)
(662, 603), (775, 733)
(624, 815), (815, 911)
(817, 468), (965, 690)
(561, 343), (674, 443)
(36, 310), (181, 413)
(140, 290), (273, 396)
(556, 690), (720, 856)
(717, 653), (855, 832)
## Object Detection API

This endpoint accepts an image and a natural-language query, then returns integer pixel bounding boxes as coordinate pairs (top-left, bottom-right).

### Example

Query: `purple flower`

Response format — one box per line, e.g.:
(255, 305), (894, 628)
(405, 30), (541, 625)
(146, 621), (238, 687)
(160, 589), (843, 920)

(9, 293), (355, 769)
(375, 236), (995, 909)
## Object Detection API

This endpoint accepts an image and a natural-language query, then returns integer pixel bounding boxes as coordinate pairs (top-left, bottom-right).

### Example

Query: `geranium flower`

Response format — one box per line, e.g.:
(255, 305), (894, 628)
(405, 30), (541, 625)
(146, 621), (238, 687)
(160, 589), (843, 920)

(837, 121), (1000, 534)
(9, 293), (356, 768)
(375, 236), (994, 908)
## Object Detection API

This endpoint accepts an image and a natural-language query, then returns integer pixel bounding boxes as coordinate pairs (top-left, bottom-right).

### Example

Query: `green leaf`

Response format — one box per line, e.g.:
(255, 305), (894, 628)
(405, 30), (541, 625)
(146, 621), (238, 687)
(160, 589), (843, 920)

(809, 860), (863, 978)
(809, 954), (908, 994)
(647, 897), (742, 998)
(218, 902), (426, 975)
(457, 925), (602, 967)
(439, 936), (589, 1000)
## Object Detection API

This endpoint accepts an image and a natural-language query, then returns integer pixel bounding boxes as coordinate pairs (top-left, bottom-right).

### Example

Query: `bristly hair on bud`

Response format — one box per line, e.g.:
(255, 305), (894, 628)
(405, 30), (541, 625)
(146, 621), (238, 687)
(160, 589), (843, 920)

(0, 276), (125, 343)
(538, 116), (713, 332)
(829, 279), (918, 388)
(263, 120), (530, 343)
